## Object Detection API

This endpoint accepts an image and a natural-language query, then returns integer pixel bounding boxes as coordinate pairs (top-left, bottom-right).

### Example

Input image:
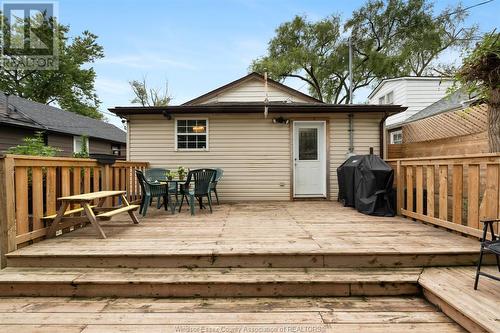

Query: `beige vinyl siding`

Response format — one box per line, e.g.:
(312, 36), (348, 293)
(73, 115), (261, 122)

(329, 113), (381, 196)
(203, 78), (312, 104)
(128, 112), (384, 201)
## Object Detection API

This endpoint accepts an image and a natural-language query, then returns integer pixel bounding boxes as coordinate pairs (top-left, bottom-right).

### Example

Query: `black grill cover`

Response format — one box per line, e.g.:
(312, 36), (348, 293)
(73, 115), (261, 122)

(337, 155), (363, 207)
(337, 154), (395, 217)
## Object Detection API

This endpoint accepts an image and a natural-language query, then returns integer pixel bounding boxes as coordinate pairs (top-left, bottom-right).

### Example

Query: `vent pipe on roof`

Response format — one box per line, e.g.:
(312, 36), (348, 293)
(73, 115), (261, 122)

(2, 93), (10, 116)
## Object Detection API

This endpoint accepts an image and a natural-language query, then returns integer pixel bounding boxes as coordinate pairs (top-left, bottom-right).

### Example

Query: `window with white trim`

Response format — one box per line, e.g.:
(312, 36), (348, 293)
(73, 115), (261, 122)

(175, 119), (208, 150)
(73, 136), (89, 153)
(386, 91), (394, 104)
(390, 130), (403, 144)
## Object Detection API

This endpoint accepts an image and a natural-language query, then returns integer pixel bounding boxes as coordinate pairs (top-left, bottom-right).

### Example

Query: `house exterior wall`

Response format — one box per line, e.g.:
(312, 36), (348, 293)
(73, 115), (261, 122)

(127, 112), (384, 201)
(369, 78), (453, 127)
(0, 125), (34, 154)
(47, 133), (74, 157)
(202, 79), (313, 104)
(0, 124), (126, 158)
(89, 138), (126, 158)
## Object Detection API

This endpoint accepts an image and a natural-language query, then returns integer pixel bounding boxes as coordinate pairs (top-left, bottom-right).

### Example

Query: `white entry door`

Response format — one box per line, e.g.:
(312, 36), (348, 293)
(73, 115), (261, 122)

(293, 121), (326, 198)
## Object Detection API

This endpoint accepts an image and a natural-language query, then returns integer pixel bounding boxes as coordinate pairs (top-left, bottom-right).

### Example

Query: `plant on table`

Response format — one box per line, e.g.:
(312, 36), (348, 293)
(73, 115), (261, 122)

(177, 166), (187, 180)
(166, 170), (177, 181)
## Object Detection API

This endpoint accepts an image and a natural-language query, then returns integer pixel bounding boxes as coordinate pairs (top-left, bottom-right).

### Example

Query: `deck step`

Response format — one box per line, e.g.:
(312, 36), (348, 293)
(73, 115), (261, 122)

(5, 251), (481, 269)
(419, 266), (500, 333)
(0, 296), (465, 332)
(0, 267), (422, 297)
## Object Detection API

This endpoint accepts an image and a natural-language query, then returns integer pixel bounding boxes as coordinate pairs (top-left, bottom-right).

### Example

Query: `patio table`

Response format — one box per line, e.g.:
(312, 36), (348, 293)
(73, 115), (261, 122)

(159, 180), (191, 213)
(46, 190), (139, 239)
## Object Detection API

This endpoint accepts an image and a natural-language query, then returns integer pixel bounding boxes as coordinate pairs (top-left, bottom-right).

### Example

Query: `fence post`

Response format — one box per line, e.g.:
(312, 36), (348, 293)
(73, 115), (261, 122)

(101, 164), (112, 207)
(396, 160), (403, 215)
(0, 156), (16, 268)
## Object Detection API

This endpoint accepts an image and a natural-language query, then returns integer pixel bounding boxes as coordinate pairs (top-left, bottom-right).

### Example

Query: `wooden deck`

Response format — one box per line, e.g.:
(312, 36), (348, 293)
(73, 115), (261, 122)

(1, 201), (498, 332)
(0, 296), (466, 332)
(6, 201), (481, 268)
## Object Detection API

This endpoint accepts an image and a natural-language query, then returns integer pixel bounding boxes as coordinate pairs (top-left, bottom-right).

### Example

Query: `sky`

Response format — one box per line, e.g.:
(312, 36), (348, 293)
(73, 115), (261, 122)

(56, 0), (500, 128)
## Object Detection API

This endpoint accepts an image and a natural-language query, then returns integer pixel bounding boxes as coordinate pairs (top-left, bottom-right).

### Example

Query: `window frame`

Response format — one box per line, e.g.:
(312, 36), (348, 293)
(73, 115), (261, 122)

(73, 135), (89, 153)
(386, 91), (394, 105)
(174, 118), (209, 151)
(390, 130), (403, 144)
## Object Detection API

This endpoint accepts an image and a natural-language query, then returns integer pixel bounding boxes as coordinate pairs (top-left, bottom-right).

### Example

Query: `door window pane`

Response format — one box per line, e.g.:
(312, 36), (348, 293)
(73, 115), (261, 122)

(298, 128), (318, 160)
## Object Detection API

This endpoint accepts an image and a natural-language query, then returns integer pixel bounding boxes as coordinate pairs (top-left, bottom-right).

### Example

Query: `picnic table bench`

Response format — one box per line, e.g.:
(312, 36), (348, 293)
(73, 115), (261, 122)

(45, 190), (139, 239)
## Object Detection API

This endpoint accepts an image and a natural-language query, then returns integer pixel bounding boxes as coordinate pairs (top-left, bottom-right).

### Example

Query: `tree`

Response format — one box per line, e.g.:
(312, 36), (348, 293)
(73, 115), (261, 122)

(0, 12), (104, 119)
(7, 132), (61, 156)
(251, 0), (477, 103)
(129, 78), (171, 106)
(455, 31), (500, 152)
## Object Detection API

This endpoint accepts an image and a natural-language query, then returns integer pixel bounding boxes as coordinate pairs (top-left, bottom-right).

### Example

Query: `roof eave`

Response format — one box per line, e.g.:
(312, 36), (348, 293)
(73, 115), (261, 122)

(110, 104), (406, 117)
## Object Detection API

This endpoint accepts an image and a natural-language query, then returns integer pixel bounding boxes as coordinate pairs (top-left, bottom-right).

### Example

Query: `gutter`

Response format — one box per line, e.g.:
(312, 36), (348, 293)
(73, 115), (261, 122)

(110, 104), (406, 117)
(379, 112), (391, 158)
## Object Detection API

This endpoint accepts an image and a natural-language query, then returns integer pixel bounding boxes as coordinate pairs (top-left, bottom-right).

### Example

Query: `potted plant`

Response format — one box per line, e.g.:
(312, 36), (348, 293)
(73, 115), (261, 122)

(166, 170), (177, 181)
(177, 166), (187, 181)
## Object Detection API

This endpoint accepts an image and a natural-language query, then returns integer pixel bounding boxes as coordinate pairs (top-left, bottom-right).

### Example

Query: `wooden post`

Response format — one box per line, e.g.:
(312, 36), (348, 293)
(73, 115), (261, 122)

(468, 164), (480, 230)
(426, 166), (435, 218)
(396, 160), (403, 215)
(101, 164), (112, 206)
(439, 165), (448, 221)
(0, 156), (16, 268)
(452, 165), (463, 225)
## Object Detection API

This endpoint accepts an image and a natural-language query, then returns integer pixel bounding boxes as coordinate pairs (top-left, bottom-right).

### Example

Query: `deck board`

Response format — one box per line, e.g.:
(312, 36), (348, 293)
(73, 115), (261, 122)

(420, 266), (500, 333)
(7, 202), (480, 264)
(0, 297), (466, 332)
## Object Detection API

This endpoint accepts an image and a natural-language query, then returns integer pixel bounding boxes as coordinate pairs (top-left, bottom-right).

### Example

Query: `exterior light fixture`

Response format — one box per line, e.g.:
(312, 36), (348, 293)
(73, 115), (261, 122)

(162, 111), (172, 120)
(272, 116), (289, 125)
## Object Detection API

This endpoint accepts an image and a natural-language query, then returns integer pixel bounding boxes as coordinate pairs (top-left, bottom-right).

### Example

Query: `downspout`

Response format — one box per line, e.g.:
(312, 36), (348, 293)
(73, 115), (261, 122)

(348, 113), (354, 156)
(124, 117), (130, 161)
(379, 112), (390, 158)
(347, 36), (355, 157)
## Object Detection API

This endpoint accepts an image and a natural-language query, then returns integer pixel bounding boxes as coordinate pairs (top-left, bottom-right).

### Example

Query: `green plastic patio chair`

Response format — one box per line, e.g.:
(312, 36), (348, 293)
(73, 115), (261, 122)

(178, 168), (217, 215)
(136, 170), (168, 216)
(210, 168), (224, 205)
(145, 167), (177, 203)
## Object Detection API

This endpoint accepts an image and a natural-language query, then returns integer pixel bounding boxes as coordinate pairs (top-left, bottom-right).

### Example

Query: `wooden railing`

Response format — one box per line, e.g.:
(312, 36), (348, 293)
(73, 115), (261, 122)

(388, 153), (500, 238)
(0, 155), (149, 267)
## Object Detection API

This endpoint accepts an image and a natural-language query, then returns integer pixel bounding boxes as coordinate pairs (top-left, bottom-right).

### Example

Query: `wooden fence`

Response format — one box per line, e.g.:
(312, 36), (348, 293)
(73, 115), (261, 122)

(388, 153), (500, 238)
(0, 155), (149, 267)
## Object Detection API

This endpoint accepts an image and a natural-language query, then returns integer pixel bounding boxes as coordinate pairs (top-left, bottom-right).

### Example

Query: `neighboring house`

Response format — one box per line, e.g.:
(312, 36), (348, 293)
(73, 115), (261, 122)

(111, 72), (405, 201)
(368, 76), (453, 148)
(0, 92), (126, 158)
(387, 89), (488, 158)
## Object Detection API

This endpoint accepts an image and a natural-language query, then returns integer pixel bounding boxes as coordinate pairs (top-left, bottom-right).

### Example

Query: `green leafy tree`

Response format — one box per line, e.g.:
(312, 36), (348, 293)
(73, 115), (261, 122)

(130, 78), (171, 106)
(455, 31), (500, 152)
(7, 132), (61, 156)
(0, 11), (104, 119)
(252, 0), (477, 103)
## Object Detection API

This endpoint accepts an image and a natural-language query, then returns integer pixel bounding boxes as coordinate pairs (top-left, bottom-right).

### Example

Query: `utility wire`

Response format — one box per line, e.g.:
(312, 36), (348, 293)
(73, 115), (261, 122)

(442, 0), (494, 18)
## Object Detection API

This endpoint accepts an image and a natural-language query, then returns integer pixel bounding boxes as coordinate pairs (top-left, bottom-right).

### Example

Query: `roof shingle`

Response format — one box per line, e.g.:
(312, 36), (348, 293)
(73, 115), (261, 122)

(0, 92), (126, 143)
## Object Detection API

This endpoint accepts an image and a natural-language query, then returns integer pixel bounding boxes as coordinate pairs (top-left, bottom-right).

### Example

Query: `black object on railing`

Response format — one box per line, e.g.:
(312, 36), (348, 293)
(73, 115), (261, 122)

(90, 154), (117, 165)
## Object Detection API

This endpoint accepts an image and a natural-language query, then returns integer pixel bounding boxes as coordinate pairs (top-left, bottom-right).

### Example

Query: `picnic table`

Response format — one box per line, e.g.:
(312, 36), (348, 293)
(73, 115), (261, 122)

(45, 190), (140, 239)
